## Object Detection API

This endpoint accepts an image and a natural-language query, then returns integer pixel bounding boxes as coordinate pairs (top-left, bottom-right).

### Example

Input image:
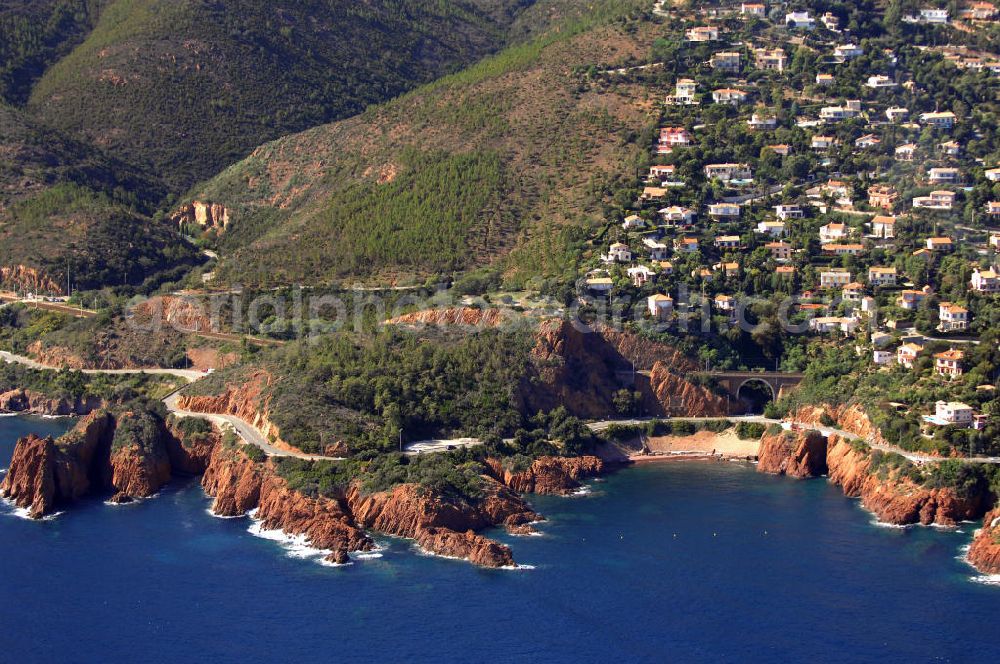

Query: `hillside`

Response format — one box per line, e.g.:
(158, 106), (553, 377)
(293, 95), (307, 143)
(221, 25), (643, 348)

(0, 103), (196, 294)
(178, 0), (656, 288)
(25, 0), (550, 193)
(0, 0), (108, 104)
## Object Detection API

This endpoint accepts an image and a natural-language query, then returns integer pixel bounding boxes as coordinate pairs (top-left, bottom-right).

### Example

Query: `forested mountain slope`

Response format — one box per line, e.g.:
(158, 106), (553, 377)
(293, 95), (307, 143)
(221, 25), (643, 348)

(25, 0), (548, 192)
(182, 0), (656, 288)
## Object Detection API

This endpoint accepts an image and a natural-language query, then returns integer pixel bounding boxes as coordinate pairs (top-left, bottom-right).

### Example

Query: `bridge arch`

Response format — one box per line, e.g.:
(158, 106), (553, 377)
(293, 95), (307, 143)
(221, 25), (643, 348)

(736, 378), (776, 414)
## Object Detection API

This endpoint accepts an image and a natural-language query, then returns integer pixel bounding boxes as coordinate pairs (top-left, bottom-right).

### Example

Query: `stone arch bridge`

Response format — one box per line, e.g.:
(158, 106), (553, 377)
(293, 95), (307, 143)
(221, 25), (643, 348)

(699, 371), (805, 404)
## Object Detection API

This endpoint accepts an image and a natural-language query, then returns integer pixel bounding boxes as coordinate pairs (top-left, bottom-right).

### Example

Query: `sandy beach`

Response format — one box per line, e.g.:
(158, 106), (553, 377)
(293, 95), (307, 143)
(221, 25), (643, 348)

(629, 430), (760, 463)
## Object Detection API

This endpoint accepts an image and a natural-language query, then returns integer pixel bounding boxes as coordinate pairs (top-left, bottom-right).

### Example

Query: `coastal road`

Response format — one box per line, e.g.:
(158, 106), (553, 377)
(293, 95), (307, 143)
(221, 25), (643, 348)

(1, 350), (338, 462)
(162, 392), (341, 461)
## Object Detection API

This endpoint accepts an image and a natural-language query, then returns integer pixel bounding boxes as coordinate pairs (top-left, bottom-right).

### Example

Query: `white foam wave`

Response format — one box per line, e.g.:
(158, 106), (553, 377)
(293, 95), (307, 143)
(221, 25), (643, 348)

(0, 496), (62, 521)
(247, 520), (333, 562)
(870, 518), (910, 529)
(970, 574), (1000, 587)
(205, 507), (246, 520)
(500, 564), (536, 571)
(352, 551), (384, 560)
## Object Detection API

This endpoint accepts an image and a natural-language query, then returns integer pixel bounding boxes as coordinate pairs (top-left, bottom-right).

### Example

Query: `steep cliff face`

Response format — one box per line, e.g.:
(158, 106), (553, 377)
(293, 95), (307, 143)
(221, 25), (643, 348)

(825, 437), (987, 527)
(200, 444), (539, 567)
(484, 455), (605, 495)
(0, 388), (104, 416)
(527, 319), (725, 418)
(107, 412), (173, 503)
(130, 295), (218, 335)
(176, 371), (291, 451)
(968, 510), (1000, 575)
(1, 410), (226, 514)
(0, 412), (114, 517)
(757, 430), (828, 478)
(170, 201), (230, 232)
(0, 265), (61, 295)
(385, 307), (515, 328)
(345, 480), (537, 567)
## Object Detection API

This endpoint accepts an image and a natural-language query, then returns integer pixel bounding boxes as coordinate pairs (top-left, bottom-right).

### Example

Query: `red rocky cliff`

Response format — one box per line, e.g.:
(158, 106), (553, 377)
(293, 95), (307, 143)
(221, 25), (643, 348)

(485, 455), (604, 495)
(968, 510), (1000, 575)
(757, 429), (828, 478)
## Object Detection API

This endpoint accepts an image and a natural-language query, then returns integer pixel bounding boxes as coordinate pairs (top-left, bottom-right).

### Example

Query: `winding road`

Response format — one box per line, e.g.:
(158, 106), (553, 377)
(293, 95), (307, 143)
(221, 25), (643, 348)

(1, 350), (338, 462)
(5, 350), (1000, 466)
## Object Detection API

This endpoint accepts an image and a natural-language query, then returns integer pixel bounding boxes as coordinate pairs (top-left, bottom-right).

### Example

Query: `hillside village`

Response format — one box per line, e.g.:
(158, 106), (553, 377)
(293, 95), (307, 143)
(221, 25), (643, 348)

(583, 0), (1000, 451)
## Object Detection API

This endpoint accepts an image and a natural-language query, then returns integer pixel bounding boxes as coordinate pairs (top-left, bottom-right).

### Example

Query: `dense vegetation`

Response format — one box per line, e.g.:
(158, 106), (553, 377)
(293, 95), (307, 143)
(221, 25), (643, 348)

(0, 0), (104, 104)
(0, 183), (200, 293)
(0, 359), (177, 403)
(24, 0), (546, 192)
(182, 0), (653, 287)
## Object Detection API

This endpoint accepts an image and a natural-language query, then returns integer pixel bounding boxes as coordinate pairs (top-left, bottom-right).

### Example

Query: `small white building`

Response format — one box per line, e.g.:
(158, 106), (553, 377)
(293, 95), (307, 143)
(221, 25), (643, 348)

(934, 402), (974, 427)
(938, 302), (969, 332)
(868, 267), (897, 287)
(775, 205), (804, 220)
(819, 222), (847, 244)
(604, 242), (632, 263)
(971, 267), (1000, 293)
(648, 294), (674, 320)
(758, 220), (787, 237)
(820, 269), (852, 288)
(785, 11), (815, 28)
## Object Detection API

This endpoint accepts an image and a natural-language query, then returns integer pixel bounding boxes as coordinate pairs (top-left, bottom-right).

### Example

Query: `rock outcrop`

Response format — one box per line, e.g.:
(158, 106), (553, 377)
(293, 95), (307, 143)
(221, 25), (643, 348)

(0, 413), (114, 517)
(171, 201), (230, 231)
(757, 429), (828, 478)
(824, 437), (987, 526)
(1, 410), (222, 515)
(527, 319), (726, 418)
(968, 510), (1000, 575)
(200, 443), (541, 567)
(386, 307), (515, 329)
(0, 388), (104, 416)
(484, 455), (604, 495)
(0, 265), (61, 295)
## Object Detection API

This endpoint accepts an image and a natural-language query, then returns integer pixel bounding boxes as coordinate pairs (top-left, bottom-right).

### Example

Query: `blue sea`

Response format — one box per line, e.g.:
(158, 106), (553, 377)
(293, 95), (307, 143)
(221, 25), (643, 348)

(2, 415), (999, 663)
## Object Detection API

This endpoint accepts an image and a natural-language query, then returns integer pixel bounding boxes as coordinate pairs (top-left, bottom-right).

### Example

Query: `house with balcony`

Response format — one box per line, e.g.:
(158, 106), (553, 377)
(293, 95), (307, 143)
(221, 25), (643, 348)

(819, 222), (847, 243)
(834, 44), (863, 60)
(710, 52), (742, 73)
(938, 302), (970, 331)
(758, 220), (787, 237)
(741, 3), (767, 17)
(866, 75), (897, 88)
(985, 167), (1000, 182)
(913, 192), (956, 210)
(855, 134), (881, 148)
(816, 73), (835, 86)
(623, 214), (646, 230)
(988, 202), (1000, 218)
(934, 349), (965, 378)
(920, 111), (957, 128)
(821, 12), (840, 29)
(868, 185), (899, 209)
(927, 167), (960, 184)
(705, 163), (752, 181)
(748, 113), (777, 129)
(643, 238), (670, 261)
(897, 343), (923, 368)
(766, 241), (793, 260)
(971, 267), (1000, 292)
(872, 215), (897, 239)
(843, 282), (865, 302)
(712, 88), (749, 105)
(714, 235), (742, 250)
(931, 402), (975, 429)
(820, 268), (852, 288)
(810, 316), (860, 335)
(895, 143), (917, 160)
(708, 202), (741, 218)
(868, 266), (898, 287)
(628, 265), (657, 287)
(774, 205), (804, 220)
(754, 48), (788, 71)
(648, 164), (676, 181)
(659, 206), (696, 226)
(603, 242), (632, 263)
(669, 79), (698, 105)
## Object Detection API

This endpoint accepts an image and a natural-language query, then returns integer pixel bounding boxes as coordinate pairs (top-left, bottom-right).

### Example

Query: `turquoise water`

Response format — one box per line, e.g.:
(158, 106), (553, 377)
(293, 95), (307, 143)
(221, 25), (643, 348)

(2, 415), (999, 663)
